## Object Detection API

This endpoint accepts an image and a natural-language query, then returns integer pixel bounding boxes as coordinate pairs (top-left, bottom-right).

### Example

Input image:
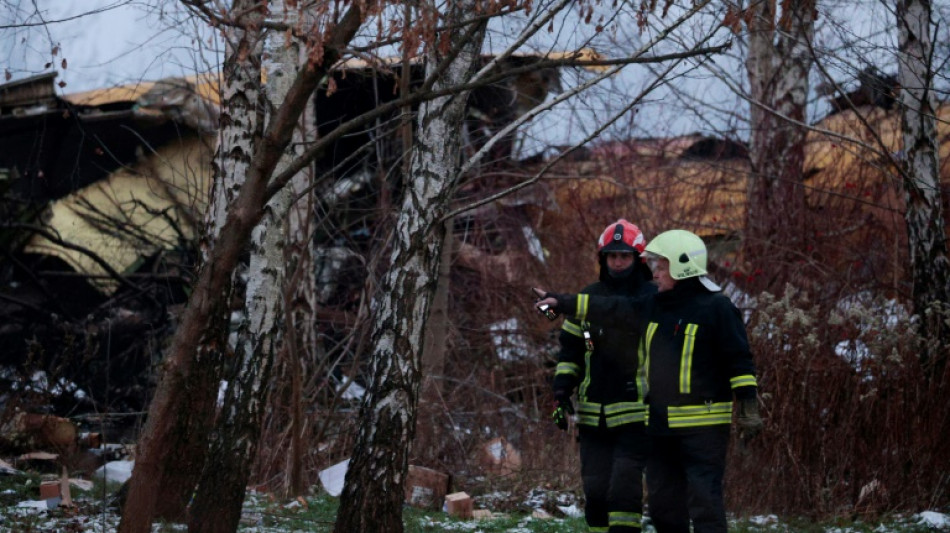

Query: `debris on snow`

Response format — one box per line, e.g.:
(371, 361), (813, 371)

(318, 458), (349, 497)
(556, 503), (583, 518)
(749, 514), (779, 525)
(478, 436), (522, 475)
(531, 508), (552, 519)
(445, 491), (473, 519)
(916, 511), (950, 529)
(405, 465), (449, 510)
(94, 459), (134, 483)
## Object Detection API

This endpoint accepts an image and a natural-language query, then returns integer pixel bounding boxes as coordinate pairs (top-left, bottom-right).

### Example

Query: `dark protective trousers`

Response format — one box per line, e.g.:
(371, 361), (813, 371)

(646, 426), (730, 533)
(579, 423), (649, 533)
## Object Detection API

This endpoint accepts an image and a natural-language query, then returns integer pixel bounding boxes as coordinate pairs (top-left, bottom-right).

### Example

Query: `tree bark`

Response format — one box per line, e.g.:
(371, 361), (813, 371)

(120, 2), (265, 529)
(117, 4), (364, 531)
(333, 2), (486, 530)
(187, 2), (304, 529)
(422, 221), (452, 401)
(743, 0), (816, 292)
(896, 0), (950, 373)
(414, 221), (453, 460)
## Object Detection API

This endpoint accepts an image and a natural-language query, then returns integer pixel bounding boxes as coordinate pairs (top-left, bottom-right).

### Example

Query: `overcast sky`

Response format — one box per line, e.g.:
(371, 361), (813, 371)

(3, 0), (936, 152)
(2, 0), (220, 92)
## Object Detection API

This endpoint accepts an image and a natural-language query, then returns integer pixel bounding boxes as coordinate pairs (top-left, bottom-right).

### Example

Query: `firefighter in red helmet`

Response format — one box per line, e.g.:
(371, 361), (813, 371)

(538, 229), (763, 533)
(551, 219), (655, 533)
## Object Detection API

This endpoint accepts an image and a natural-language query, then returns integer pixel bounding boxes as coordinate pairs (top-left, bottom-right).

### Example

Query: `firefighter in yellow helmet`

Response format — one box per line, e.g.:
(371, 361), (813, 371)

(551, 219), (655, 533)
(537, 229), (763, 533)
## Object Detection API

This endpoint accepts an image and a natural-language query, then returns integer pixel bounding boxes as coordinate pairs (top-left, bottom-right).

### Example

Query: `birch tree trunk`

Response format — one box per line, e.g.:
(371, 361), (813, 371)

(743, 0), (816, 291)
(334, 1), (486, 529)
(896, 0), (950, 373)
(282, 11), (319, 499)
(117, 4), (364, 530)
(414, 222), (453, 460)
(187, 1), (310, 529)
(421, 222), (452, 401)
(118, 2), (264, 529)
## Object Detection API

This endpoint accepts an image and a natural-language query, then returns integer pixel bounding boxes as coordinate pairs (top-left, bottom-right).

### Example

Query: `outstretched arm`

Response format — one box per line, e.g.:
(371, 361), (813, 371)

(533, 287), (650, 329)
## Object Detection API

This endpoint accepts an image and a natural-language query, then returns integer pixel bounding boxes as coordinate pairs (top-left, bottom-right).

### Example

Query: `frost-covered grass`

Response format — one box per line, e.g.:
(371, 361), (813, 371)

(0, 473), (946, 532)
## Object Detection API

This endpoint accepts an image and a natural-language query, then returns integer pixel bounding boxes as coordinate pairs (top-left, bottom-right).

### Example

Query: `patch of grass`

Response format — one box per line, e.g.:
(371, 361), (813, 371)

(0, 479), (944, 532)
(728, 513), (940, 533)
(234, 491), (587, 532)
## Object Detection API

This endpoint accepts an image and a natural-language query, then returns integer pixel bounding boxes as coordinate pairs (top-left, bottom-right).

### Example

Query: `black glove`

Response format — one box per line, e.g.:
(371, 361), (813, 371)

(736, 397), (764, 440)
(551, 389), (574, 431)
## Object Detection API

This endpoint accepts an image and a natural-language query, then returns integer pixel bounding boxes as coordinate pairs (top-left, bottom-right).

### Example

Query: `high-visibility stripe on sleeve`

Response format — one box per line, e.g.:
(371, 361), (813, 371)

(555, 362), (580, 378)
(576, 293), (590, 322)
(561, 319), (583, 337)
(730, 375), (757, 388)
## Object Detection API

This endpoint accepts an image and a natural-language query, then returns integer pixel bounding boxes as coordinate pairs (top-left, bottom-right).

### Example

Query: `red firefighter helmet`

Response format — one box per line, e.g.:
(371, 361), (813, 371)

(597, 219), (646, 254)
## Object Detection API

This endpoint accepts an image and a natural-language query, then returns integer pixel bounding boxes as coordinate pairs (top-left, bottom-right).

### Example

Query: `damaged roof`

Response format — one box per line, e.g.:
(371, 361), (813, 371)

(544, 103), (950, 243)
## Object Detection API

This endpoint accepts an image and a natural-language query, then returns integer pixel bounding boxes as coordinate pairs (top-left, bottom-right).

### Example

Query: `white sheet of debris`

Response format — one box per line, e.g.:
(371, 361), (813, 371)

(94, 460), (134, 484)
(318, 458), (349, 497)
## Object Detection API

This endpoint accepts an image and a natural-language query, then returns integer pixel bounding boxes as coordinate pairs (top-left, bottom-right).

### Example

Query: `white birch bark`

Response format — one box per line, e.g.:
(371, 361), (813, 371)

(191, 0), (313, 524)
(896, 0), (950, 369)
(119, 2), (264, 531)
(335, 0), (486, 529)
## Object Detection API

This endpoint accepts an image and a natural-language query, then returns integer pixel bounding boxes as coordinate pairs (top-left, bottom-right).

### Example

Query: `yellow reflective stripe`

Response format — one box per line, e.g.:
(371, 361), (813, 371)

(609, 511), (642, 528)
(578, 325), (593, 401)
(642, 322), (658, 398)
(561, 319), (583, 337)
(577, 415), (601, 426)
(605, 412), (646, 426)
(589, 527), (609, 533)
(667, 401), (733, 427)
(668, 413), (733, 427)
(603, 401), (644, 415)
(576, 294), (590, 322)
(576, 401), (601, 415)
(577, 401), (647, 426)
(730, 374), (758, 388)
(679, 323), (698, 394)
(555, 362), (580, 378)
(667, 402), (733, 416)
(605, 401), (647, 426)
(637, 323), (653, 403)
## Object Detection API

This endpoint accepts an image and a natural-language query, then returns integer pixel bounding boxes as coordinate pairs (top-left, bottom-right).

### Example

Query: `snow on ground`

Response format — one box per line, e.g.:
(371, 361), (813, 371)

(94, 460), (134, 484)
(916, 511), (950, 529)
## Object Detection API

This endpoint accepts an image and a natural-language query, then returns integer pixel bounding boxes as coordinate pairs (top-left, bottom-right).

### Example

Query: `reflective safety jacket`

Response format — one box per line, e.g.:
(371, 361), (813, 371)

(557, 277), (757, 434)
(553, 272), (656, 429)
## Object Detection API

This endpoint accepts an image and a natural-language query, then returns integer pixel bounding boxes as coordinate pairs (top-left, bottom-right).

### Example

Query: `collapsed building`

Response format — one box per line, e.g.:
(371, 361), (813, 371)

(0, 54), (567, 436)
(2, 54), (947, 477)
